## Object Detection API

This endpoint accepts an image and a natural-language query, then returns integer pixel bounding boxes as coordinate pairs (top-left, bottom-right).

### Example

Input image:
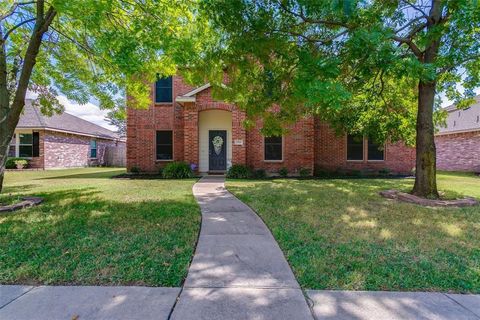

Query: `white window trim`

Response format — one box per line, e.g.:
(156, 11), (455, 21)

(90, 139), (97, 159)
(12, 130), (33, 159)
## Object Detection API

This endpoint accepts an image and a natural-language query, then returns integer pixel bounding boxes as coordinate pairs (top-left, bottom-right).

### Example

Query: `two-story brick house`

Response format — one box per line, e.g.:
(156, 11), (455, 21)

(127, 75), (415, 175)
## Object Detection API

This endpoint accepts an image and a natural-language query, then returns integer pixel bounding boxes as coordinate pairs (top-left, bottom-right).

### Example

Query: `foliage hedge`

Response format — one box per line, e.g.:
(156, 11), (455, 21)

(162, 162), (192, 179)
(6, 158), (29, 169)
(227, 164), (252, 179)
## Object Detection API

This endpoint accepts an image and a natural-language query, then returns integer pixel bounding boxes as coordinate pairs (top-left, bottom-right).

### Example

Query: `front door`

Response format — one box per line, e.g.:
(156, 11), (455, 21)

(209, 130), (227, 171)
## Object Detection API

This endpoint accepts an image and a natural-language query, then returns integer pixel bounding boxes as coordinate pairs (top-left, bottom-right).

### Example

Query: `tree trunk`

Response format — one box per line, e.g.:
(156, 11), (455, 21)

(0, 129), (10, 194)
(412, 81), (439, 198)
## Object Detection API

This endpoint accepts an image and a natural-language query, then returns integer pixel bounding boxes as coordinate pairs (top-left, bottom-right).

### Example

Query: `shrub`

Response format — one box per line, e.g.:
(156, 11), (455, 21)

(278, 167), (288, 178)
(227, 164), (252, 179)
(6, 158), (28, 169)
(129, 166), (141, 174)
(299, 167), (311, 177)
(253, 169), (267, 179)
(162, 161), (192, 179)
(378, 168), (391, 176)
(14, 159), (28, 169)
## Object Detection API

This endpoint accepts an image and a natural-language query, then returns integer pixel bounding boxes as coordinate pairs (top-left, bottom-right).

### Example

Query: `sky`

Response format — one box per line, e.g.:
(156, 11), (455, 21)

(56, 96), (117, 131)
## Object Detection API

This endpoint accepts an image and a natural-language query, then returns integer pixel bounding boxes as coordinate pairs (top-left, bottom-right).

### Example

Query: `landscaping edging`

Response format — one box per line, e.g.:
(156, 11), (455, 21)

(379, 190), (478, 207)
(0, 197), (43, 213)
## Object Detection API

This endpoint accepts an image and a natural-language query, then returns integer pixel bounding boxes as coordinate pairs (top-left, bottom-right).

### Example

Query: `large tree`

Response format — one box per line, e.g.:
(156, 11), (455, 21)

(194, 0), (480, 198)
(0, 0), (206, 192)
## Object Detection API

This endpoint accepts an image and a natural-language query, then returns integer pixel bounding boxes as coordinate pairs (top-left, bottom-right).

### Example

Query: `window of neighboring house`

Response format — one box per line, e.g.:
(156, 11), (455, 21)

(19, 133), (33, 157)
(8, 134), (16, 157)
(156, 131), (173, 160)
(90, 140), (97, 158)
(367, 138), (385, 161)
(346, 134), (364, 161)
(264, 136), (283, 161)
(155, 76), (173, 103)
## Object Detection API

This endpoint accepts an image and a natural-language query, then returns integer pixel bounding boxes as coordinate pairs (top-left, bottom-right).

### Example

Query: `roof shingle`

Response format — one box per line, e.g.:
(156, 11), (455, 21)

(17, 100), (119, 140)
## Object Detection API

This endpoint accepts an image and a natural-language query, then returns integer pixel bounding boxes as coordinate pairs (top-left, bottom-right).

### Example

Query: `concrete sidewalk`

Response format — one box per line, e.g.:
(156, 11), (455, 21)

(0, 285), (179, 320)
(307, 290), (480, 320)
(170, 176), (314, 320)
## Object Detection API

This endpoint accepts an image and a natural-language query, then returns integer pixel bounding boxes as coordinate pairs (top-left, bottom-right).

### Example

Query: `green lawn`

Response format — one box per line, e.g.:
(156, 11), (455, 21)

(0, 168), (200, 287)
(227, 172), (480, 293)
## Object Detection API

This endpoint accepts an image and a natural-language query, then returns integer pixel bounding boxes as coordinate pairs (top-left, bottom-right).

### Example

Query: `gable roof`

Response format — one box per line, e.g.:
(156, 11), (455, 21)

(17, 100), (120, 140)
(175, 83), (211, 103)
(438, 95), (480, 135)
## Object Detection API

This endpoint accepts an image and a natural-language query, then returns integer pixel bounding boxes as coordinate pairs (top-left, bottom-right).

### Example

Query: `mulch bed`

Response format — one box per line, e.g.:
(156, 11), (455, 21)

(379, 190), (478, 207)
(0, 197), (43, 213)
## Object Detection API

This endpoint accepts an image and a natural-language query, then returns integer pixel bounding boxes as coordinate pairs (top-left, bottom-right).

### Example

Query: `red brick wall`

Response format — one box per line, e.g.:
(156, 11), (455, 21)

(246, 117), (315, 175)
(43, 131), (116, 168)
(436, 131), (480, 172)
(314, 120), (416, 175)
(127, 75), (415, 175)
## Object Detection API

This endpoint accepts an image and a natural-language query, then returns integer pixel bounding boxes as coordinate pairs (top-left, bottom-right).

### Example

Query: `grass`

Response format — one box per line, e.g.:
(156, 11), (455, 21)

(0, 168), (200, 287)
(227, 172), (480, 293)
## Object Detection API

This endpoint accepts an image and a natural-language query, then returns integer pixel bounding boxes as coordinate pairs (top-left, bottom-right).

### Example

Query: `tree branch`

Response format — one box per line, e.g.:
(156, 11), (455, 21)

(0, 1), (36, 21)
(277, 1), (348, 28)
(392, 36), (423, 58)
(2, 17), (36, 40)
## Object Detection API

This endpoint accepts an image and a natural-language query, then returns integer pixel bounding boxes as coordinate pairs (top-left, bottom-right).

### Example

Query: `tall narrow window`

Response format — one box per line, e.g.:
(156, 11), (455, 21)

(367, 138), (384, 161)
(8, 134), (16, 157)
(346, 134), (363, 161)
(19, 133), (33, 157)
(156, 131), (173, 160)
(264, 136), (282, 161)
(32, 132), (40, 157)
(155, 76), (173, 103)
(90, 140), (97, 158)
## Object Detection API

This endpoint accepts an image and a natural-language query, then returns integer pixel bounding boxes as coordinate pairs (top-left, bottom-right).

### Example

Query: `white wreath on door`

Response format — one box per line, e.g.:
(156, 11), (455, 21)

(212, 136), (224, 155)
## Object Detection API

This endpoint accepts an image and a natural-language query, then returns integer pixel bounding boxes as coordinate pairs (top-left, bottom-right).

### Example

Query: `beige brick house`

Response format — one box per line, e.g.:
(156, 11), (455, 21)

(127, 75), (415, 175)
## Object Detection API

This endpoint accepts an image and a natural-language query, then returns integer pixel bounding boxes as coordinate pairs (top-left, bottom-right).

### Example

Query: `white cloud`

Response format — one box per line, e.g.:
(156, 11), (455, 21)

(26, 91), (118, 131)
(56, 96), (117, 131)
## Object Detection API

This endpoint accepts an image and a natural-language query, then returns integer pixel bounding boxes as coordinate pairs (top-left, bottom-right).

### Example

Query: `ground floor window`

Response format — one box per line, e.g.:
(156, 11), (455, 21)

(347, 134), (364, 161)
(347, 134), (385, 161)
(19, 133), (33, 158)
(368, 138), (385, 161)
(264, 136), (282, 161)
(156, 130), (173, 160)
(90, 140), (97, 158)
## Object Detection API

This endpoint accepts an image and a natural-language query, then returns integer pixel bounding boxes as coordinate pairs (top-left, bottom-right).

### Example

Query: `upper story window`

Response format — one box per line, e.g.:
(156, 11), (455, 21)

(346, 134), (364, 161)
(367, 138), (385, 161)
(90, 140), (97, 158)
(155, 76), (173, 103)
(156, 130), (173, 160)
(264, 136), (283, 161)
(19, 133), (33, 158)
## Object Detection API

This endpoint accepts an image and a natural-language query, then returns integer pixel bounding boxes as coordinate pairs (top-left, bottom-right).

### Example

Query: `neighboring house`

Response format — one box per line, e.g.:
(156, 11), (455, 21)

(10, 100), (126, 169)
(436, 95), (480, 172)
(127, 75), (415, 175)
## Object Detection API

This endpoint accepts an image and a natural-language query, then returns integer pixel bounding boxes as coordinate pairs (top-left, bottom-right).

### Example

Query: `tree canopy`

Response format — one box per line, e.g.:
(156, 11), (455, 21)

(189, 0), (479, 144)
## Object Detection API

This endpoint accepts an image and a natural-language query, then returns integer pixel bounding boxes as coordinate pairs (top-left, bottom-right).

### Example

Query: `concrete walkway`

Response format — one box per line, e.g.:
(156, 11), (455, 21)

(170, 176), (314, 320)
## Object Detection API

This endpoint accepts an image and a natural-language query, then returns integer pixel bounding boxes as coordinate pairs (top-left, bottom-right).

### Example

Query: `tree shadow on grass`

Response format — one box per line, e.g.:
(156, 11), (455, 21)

(38, 169), (125, 180)
(0, 187), (201, 287)
(227, 179), (480, 293)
